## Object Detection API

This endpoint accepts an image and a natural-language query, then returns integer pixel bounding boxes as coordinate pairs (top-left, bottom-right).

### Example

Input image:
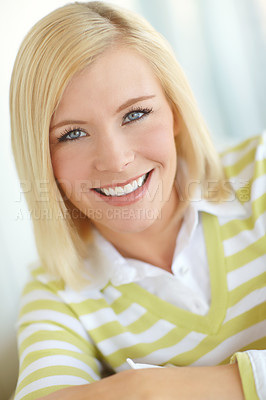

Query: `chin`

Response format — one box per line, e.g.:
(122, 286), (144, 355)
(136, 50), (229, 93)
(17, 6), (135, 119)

(96, 207), (161, 234)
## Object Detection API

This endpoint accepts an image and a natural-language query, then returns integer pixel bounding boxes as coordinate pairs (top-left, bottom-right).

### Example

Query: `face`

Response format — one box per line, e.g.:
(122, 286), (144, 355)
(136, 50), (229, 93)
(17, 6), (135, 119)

(49, 47), (179, 235)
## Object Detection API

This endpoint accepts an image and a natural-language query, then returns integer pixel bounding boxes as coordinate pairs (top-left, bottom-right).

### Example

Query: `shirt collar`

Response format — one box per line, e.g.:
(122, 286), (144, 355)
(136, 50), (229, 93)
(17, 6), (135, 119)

(83, 196), (246, 289)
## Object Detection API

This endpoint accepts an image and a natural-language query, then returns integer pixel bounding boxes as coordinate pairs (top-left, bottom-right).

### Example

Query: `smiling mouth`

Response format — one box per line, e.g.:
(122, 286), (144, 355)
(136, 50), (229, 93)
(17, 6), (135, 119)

(93, 171), (150, 197)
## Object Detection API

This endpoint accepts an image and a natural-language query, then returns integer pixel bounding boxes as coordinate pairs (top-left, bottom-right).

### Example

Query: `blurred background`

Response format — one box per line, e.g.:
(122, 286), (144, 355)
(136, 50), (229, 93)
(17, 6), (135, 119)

(1, 0), (266, 398)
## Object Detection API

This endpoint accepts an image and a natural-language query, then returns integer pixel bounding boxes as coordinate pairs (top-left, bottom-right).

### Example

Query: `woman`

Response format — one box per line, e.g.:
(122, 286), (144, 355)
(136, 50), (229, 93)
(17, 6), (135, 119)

(10, 2), (265, 399)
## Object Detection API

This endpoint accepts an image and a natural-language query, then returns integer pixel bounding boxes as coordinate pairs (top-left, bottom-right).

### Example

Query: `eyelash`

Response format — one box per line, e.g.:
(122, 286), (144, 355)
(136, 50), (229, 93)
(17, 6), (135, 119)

(58, 127), (87, 143)
(57, 106), (153, 142)
(122, 106), (153, 126)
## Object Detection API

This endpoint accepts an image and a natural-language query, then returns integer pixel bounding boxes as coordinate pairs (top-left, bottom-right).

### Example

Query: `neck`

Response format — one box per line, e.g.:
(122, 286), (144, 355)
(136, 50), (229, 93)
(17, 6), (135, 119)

(94, 188), (184, 272)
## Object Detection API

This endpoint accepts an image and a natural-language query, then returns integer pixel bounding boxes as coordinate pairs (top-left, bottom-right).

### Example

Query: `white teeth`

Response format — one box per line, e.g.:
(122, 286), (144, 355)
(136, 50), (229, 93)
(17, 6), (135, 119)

(137, 176), (145, 187)
(124, 183), (133, 194)
(115, 187), (124, 196)
(109, 188), (116, 196)
(132, 180), (138, 190)
(98, 173), (148, 197)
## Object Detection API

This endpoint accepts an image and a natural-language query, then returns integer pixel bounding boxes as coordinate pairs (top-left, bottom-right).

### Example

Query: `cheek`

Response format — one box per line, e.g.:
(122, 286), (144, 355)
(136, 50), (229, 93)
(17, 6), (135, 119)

(51, 147), (90, 183)
(141, 121), (177, 165)
(50, 147), (95, 203)
(52, 151), (90, 208)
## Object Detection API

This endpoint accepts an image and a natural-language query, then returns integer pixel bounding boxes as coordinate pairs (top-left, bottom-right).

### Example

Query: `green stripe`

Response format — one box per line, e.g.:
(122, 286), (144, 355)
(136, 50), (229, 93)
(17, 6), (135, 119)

(221, 194), (266, 240)
(105, 326), (187, 368)
(253, 158), (266, 178)
(19, 348), (100, 375)
(228, 273), (266, 307)
(226, 237), (266, 272)
(90, 293), (142, 316)
(233, 352), (260, 400)
(20, 299), (78, 318)
(22, 278), (64, 297)
(46, 279), (66, 292)
(237, 337), (266, 353)
(111, 296), (136, 314)
(221, 215), (252, 240)
(89, 321), (127, 342)
(250, 159), (266, 180)
(253, 191), (266, 216)
(22, 280), (51, 296)
(16, 366), (93, 393)
(221, 337), (266, 364)
(220, 136), (258, 157)
(19, 329), (94, 356)
(125, 312), (160, 334)
(167, 304), (265, 365)
(29, 267), (65, 291)
(69, 298), (110, 315)
(224, 148), (256, 178)
(89, 311), (158, 343)
(201, 213), (228, 333)
(30, 266), (46, 278)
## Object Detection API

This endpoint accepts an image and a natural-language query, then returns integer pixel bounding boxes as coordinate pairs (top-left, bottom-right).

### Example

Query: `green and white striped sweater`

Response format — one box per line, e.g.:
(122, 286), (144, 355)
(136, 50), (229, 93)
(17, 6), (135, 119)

(14, 134), (266, 400)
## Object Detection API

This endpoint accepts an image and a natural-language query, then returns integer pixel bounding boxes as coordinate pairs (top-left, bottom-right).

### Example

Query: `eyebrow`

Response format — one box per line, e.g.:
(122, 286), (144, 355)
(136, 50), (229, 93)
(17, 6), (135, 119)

(50, 95), (156, 131)
(116, 95), (156, 113)
(50, 119), (88, 131)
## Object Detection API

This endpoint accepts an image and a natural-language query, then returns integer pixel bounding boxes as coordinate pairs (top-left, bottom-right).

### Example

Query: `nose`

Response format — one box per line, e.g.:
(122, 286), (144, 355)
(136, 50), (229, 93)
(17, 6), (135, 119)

(94, 133), (135, 172)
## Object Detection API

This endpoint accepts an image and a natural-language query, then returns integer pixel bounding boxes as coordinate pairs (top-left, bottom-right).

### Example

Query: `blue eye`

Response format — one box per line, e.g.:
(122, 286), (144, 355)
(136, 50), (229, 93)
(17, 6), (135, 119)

(58, 129), (87, 142)
(122, 107), (153, 125)
(124, 111), (144, 122)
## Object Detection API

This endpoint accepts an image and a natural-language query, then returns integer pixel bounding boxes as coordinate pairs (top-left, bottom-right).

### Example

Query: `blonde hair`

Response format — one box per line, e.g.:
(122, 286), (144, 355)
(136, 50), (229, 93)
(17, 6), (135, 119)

(10, 1), (226, 288)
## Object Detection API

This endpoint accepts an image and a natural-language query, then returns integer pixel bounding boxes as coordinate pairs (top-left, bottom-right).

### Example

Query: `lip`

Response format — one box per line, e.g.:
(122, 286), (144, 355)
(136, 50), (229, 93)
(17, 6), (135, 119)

(92, 169), (154, 207)
(93, 172), (149, 190)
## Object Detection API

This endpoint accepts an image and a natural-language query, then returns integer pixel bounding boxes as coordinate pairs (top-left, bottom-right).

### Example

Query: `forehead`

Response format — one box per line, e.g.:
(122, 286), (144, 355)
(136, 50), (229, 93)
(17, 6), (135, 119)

(57, 47), (164, 111)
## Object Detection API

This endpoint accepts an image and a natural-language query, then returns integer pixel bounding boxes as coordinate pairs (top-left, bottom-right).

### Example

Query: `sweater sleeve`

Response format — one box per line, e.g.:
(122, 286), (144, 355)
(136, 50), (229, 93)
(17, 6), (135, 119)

(230, 350), (266, 400)
(14, 278), (102, 400)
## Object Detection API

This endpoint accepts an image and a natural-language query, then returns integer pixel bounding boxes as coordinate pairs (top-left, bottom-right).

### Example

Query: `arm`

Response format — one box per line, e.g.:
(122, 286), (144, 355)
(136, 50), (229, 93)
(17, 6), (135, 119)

(38, 363), (244, 400)
(15, 278), (263, 400)
(14, 280), (101, 400)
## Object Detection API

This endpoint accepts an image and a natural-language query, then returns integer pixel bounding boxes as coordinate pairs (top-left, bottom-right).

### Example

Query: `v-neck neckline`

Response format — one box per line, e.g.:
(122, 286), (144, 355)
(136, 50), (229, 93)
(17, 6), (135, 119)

(116, 212), (228, 334)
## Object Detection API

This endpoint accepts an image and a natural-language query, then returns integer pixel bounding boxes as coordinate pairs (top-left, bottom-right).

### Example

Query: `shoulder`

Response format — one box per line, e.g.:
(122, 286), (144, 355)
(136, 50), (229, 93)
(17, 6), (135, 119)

(17, 265), (108, 342)
(220, 132), (266, 181)
(19, 264), (106, 318)
(21, 264), (66, 301)
(18, 266), (71, 329)
(219, 133), (266, 205)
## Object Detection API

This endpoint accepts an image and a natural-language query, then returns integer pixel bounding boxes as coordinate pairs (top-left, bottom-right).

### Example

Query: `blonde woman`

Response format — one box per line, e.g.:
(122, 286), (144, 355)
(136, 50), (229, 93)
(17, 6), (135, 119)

(10, 2), (266, 400)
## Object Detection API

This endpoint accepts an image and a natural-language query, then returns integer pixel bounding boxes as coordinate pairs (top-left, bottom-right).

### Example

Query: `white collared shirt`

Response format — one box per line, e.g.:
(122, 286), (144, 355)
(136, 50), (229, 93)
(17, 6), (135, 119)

(84, 196), (246, 315)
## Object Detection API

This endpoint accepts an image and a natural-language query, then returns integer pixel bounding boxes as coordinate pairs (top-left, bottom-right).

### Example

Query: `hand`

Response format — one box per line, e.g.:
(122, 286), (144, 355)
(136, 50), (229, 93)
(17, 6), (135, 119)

(39, 363), (244, 400)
